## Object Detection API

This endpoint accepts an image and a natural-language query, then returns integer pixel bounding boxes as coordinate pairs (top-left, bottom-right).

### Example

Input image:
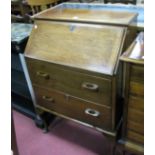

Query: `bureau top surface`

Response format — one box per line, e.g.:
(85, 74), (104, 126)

(34, 3), (137, 26)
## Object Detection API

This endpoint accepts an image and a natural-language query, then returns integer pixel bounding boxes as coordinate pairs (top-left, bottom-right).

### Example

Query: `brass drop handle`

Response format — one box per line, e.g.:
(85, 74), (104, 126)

(36, 71), (49, 79)
(42, 96), (55, 103)
(82, 82), (99, 91)
(85, 108), (100, 117)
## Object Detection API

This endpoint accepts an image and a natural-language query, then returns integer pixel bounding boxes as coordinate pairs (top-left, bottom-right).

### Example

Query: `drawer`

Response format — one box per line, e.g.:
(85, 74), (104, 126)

(34, 85), (112, 130)
(27, 58), (112, 106)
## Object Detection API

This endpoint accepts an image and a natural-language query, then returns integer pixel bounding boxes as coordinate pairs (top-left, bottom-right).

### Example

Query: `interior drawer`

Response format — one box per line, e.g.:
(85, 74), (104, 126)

(34, 85), (112, 131)
(27, 58), (112, 106)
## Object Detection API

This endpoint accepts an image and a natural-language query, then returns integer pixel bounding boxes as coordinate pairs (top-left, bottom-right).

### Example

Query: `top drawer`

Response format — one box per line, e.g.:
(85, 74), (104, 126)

(26, 58), (112, 106)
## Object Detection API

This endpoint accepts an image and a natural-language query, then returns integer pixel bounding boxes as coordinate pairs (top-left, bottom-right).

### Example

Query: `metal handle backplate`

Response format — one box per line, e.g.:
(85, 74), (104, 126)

(37, 71), (49, 79)
(85, 108), (100, 117)
(42, 96), (55, 103)
(82, 82), (99, 91)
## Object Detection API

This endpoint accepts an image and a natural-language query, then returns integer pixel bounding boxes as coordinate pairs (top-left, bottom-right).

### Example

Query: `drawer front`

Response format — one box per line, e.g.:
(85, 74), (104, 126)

(34, 85), (112, 130)
(27, 58), (112, 106)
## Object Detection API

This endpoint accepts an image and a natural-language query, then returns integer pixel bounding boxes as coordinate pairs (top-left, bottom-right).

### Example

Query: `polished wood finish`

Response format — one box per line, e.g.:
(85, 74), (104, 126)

(120, 32), (144, 154)
(33, 85), (113, 130)
(33, 4), (137, 26)
(26, 58), (112, 106)
(25, 3), (137, 139)
(25, 21), (126, 75)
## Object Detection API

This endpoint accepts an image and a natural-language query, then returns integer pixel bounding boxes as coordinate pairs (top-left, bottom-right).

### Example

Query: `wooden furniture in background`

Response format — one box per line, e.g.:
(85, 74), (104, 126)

(11, 0), (32, 22)
(104, 0), (137, 4)
(11, 0), (59, 22)
(27, 0), (59, 14)
(24, 3), (137, 139)
(119, 32), (144, 154)
(11, 0), (29, 17)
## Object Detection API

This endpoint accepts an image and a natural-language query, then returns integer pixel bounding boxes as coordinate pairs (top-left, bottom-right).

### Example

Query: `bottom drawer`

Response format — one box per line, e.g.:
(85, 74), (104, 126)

(33, 85), (112, 131)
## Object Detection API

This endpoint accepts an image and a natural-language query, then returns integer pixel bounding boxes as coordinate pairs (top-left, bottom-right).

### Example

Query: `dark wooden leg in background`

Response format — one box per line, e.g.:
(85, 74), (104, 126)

(35, 108), (56, 133)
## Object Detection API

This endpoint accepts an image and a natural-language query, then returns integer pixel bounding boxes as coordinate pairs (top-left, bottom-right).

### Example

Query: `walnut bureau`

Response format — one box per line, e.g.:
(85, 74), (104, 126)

(24, 3), (137, 139)
(120, 32), (144, 154)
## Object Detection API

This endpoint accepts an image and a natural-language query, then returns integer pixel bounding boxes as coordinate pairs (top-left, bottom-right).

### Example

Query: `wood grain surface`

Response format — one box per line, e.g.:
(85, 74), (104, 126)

(33, 85), (113, 131)
(26, 58), (112, 106)
(25, 21), (125, 75)
(34, 5), (137, 26)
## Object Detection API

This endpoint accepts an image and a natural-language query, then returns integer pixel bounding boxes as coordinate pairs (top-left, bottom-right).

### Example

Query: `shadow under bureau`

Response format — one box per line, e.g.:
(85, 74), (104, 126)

(24, 3), (137, 139)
